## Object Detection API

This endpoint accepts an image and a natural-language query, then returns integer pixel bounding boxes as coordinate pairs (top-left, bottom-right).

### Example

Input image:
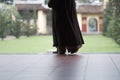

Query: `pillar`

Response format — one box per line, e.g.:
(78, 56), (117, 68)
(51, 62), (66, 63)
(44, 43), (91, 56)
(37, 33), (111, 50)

(99, 16), (103, 32)
(82, 16), (87, 32)
(37, 10), (47, 34)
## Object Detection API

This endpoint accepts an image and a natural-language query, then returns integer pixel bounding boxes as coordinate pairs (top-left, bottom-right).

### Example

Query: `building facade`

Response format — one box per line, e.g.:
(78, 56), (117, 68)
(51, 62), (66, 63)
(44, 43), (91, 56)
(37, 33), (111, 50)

(14, 0), (49, 34)
(13, 0), (108, 34)
(77, 4), (103, 34)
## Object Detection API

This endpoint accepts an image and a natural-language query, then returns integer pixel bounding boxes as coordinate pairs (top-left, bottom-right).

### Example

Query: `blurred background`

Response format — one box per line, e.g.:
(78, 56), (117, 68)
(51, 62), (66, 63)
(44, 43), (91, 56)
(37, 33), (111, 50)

(0, 0), (120, 53)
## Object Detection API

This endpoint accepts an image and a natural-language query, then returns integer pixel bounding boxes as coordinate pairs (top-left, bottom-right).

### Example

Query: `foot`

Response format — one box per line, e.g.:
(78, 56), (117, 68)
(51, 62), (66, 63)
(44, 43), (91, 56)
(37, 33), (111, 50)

(57, 47), (66, 55)
(67, 45), (82, 54)
(53, 51), (58, 54)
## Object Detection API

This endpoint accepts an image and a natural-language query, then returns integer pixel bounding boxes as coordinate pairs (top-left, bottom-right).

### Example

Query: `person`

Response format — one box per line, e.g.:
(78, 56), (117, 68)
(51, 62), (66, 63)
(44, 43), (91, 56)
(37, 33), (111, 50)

(48, 0), (84, 55)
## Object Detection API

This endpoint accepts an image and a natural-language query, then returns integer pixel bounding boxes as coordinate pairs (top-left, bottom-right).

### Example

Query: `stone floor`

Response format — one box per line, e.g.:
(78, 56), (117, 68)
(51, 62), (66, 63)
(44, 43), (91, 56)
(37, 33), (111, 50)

(0, 53), (120, 80)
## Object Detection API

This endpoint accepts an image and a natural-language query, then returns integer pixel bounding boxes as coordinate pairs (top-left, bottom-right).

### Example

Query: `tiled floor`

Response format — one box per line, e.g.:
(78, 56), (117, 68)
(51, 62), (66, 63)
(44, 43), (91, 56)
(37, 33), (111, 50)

(0, 53), (120, 80)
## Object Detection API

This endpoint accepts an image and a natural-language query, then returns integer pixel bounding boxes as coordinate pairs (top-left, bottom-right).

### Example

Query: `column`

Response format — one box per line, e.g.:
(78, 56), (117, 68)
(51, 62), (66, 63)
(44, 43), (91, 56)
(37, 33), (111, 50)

(82, 16), (87, 32)
(99, 16), (103, 32)
(37, 10), (47, 34)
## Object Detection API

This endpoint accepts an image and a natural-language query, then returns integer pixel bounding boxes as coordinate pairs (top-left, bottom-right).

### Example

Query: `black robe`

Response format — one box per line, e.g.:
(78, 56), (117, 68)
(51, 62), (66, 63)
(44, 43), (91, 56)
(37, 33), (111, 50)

(48, 0), (84, 47)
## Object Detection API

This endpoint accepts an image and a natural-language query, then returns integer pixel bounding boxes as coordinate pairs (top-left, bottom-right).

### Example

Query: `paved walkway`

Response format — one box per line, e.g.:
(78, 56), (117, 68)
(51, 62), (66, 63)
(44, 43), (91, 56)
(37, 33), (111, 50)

(0, 53), (120, 80)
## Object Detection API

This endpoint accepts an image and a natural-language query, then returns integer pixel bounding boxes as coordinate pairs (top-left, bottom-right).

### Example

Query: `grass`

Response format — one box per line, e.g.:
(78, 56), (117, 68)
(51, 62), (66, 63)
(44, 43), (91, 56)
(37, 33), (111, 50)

(0, 36), (54, 53)
(80, 35), (120, 53)
(0, 35), (120, 54)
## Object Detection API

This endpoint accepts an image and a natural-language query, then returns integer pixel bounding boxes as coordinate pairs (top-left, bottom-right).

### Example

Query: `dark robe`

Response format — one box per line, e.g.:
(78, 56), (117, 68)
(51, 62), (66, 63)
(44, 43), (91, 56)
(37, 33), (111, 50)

(48, 0), (84, 47)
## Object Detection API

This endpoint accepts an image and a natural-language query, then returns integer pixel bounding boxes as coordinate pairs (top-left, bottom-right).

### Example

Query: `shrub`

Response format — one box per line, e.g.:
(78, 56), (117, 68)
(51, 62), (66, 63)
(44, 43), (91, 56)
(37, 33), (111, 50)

(102, 0), (114, 36)
(0, 3), (22, 39)
(10, 20), (22, 38)
(0, 5), (10, 40)
(103, 0), (120, 46)
(21, 23), (37, 36)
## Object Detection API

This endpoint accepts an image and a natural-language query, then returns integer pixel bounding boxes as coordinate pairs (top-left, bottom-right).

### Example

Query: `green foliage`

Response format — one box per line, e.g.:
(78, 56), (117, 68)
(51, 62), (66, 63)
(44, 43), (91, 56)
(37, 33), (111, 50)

(0, 3), (22, 39)
(103, 0), (120, 46)
(20, 7), (37, 36)
(0, 4), (37, 39)
(111, 18), (120, 46)
(0, 0), (13, 4)
(0, 4), (11, 40)
(107, 14), (115, 37)
(0, 12), (6, 40)
(22, 23), (37, 37)
(10, 20), (23, 38)
(21, 23), (30, 37)
(111, 0), (120, 46)
(115, 35), (120, 46)
(102, 0), (114, 36)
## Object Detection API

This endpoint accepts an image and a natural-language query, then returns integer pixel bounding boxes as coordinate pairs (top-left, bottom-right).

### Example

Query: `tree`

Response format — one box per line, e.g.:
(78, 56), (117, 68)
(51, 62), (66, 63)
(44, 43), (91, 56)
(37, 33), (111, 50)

(111, 0), (120, 46)
(0, 4), (11, 40)
(6, 4), (22, 38)
(103, 0), (120, 46)
(10, 20), (22, 38)
(0, 10), (8, 40)
(0, 3), (22, 39)
(0, 0), (13, 4)
(102, 0), (114, 36)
